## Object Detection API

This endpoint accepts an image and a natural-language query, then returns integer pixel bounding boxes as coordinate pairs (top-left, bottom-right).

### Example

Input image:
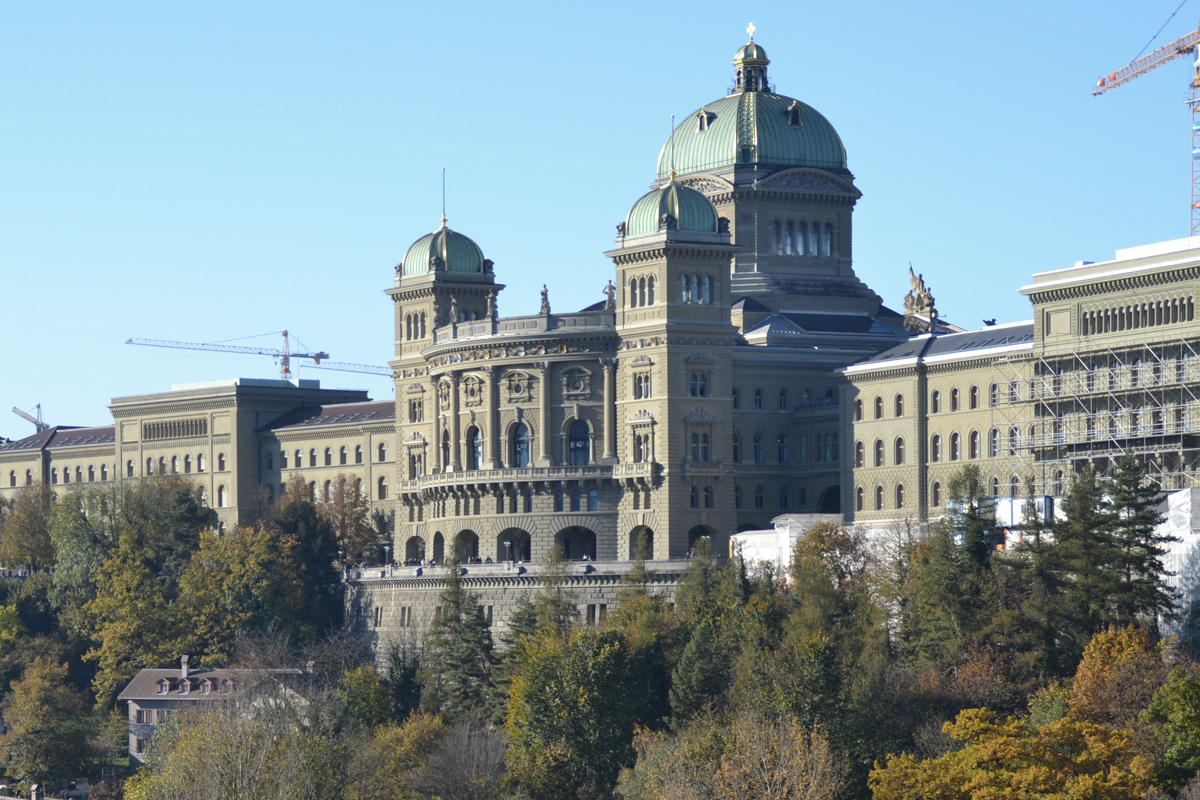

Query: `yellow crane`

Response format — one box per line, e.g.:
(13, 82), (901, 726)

(125, 331), (391, 379)
(1093, 17), (1200, 234)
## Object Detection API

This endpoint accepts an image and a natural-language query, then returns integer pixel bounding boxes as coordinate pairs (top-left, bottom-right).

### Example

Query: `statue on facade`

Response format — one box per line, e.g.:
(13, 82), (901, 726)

(603, 280), (616, 310)
(903, 263), (939, 332)
(449, 295), (459, 324)
(540, 285), (551, 315)
(486, 289), (497, 319)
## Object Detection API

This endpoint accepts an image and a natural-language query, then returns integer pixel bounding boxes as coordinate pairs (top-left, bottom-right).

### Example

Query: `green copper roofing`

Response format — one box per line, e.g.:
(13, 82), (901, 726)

(735, 42), (768, 61)
(625, 182), (718, 238)
(400, 223), (485, 278)
(656, 91), (847, 180)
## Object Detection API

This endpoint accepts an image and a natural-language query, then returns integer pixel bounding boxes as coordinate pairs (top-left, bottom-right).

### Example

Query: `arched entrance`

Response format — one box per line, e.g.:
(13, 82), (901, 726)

(818, 486), (841, 513)
(497, 528), (532, 563)
(404, 535), (425, 565)
(628, 526), (654, 560)
(454, 529), (479, 562)
(557, 526), (597, 560)
(432, 531), (445, 564)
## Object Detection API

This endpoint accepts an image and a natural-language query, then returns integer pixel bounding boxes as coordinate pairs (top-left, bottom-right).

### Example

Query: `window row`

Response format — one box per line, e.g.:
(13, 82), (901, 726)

(855, 394), (906, 421)
(404, 311), (428, 341)
(42, 464), (112, 486)
(770, 220), (834, 257)
(679, 273), (716, 305)
(275, 443), (385, 470)
(554, 488), (601, 512)
(139, 453), (221, 477)
(930, 385), (983, 413)
(732, 484), (805, 510)
(733, 432), (838, 464)
(1081, 296), (1194, 336)
(855, 484), (907, 512)
(628, 275), (657, 308)
(733, 387), (821, 410)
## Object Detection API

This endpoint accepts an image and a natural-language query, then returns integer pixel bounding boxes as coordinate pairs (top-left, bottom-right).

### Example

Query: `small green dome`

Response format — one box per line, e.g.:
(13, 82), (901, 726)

(657, 92), (847, 179)
(735, 42), (767, 61)
(624, 182), (718, 238)
(400, 223), (485, 278)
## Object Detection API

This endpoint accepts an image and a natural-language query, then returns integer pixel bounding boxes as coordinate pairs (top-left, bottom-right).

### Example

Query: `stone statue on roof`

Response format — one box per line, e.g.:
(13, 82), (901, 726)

(603, 280), (616, 310)
(486, 289), (497, 319)
(449, 295), (459, 324)
(540, 285), (551, 316)
(903, 263), (938, 333)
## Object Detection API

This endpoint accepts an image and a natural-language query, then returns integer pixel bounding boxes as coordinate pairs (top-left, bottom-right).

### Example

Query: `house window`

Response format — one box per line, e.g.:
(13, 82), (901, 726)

(732, 434), (741, 463)
(874, 397), (884, 419)
(854, 441), (864, 468)
(217, 485), (227, 508)
(324, 448), (332, 466)
(932, 481), (941, 507)
(378, 476), (388, 500)
(754, 486), (765, 509)
(990, 428), (1000, 458)
(690, 486), (700, 508)
(704, 486), (714, 508)
(969, 430), (980, 459)
(874, 439), (884, 467)
(752, 434), (764, 463)
(466, 427), (482, 470)
(734, 485), (743, 509)
(895, 394), (904, 417)
(990, 383), (999, 407)
(930, 434), (942, 462)
(950, 388), (960, 412)
(969, 386), (979, 409)
(854, 399), (863, 421)
(895, 484), (905, 509)
(894, 438), (905, 465)
(569, 421), (591, 465)
(379, 442), (388, 462)
(777, 435), (788, 463)
(754, 389), (763, 410)
(689, 373), (709, 397)
(126, 460), (134, 478)
(779, 486), (789, 510)
(690, 432), (711, 462)
(779, 389), (788, 410)
(732, 388), (740, 409)
(855, 487), (864, 511)
(588, 489), (599, 511)
(355, 445), (363, 464)
(949, 433), (961, 461)
(218, 453), (226, 471)
(570, 489), (582, 512)
(931, 391), (941, 413)
(512, 423), (531, 468)
(875, 485), (884, 510)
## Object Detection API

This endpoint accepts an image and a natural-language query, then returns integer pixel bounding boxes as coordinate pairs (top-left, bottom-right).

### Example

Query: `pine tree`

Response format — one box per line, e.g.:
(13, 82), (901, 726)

(1105, 452), (1177, 632)
(419, 567), (495, 723)
(1052, 466), (1113, 664)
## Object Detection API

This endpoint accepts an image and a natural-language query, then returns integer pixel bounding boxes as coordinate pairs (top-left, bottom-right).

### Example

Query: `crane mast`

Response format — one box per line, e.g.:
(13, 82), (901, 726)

(1094, 20), (1200, 235)
(11, 404), (48, 433)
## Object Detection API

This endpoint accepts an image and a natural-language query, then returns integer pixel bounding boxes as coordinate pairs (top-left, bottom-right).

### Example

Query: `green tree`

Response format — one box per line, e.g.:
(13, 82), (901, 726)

(0, 658), (93, 793)
(1105, 452), (1176, 631)
(271, 474), (343, 634)
(47, 485), (122, 642)
(319, 474), (375, 562)
(507, 627), (636, 799)
(419, 567), (495, 723)
(947, 464), (992, 571)
(0, 484), (55, 570)
(1143, 667), (1200, 793)
(531, 545), (579, 637)
(340, 665), (393, 728)
(1054, 466), (1113, 650)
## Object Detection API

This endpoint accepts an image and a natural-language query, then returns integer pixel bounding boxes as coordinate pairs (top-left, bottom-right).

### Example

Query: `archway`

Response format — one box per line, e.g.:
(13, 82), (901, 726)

(432, 532), (445, 564)
(628, 526), (654, 560)
(557, 526), (597, 560)
(688, 525), (714, 551)
(689, 524), (727, 557)
(818, 486), (841, 513)
(404, 535), (425, 565)
(497, 528), (532, 563)
(454, 529), (479, 563)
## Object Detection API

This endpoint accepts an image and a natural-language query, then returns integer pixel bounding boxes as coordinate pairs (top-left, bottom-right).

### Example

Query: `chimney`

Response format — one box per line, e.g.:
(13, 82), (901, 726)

(181, 655), (190, 679)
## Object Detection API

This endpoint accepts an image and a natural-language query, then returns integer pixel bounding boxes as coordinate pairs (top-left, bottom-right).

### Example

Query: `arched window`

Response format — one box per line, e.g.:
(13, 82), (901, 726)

(874, 397), (884, 419)
(732, 434), (741, 463)
(307, 449), (316, 467)
(680, 274), (689, 303)
(950, 388), (960, 412)
(704, 486), (714, 508)
(798, 221), (809, 255)
(932, 481), (942, 507)
(772, 220), (782, 254)
(931, 390), (941, 413)
(969, 386), (979, 410)
(732, 388), (740, 409)
(800, 434), (808, 462)
(930, 434), (942, 462)
(894, 438), (905, 465)
(969, 430), (980, 459)
(755, 485), (765, 509)
(822, 222), (833, 256)
(217, 485), (227, 508)
(754, 389), (764, 410)
(647, 276), (655, 304)
(570, 488), (582, 512)
(779, 486), (789, 510)
(703, 275), (713, 304)
(784, 220), (794, 254)
(1054, 470), (1065, 496)
(854, 441), (865, 467)
(991, 477), (1000, 498)
(466, 427), (482, 470)
(778, 435), (789, 463)
(355, 445), (363, 464)
(340, 446), (347, 465)
(949, 433), (961, 461)
(895, 484), (905, 509)
(323, 480), (332, 503)
(1010, 476), (1020, 498)
(159, 457), (166, 474)
(856, 487), (864, 511)
(895, 394), (904, 417)
(588, 489), (599, 512)
(989, 383), (999, 407)
(1008, 426), (1020, 455)
(324, 448), (332, 467)
(554, 491), (565, 512)
(512, 423), (531, 468)
(753, 434), (764, 463)
(735, 485), (743, 509)
(854, 399), (863, 421)
(638, 277), (647, 306)
(779, 389), (788, 410)
(377, 476), (388, 500)
(184, 455), (192, 473)
(170, 456), (178, 474)
(101, 464), (108, 481)
(378, 442), (388, 462)
(569, 421), (590, 466)
(629, 278), (638, 307)
(874, 439), (884, 467)
(126, 460), (134, 478)
(690, 485), (700, 508)
(875, 485), (884, 510)
(87, 465), (94, 482)
(51, 468), (58, 485)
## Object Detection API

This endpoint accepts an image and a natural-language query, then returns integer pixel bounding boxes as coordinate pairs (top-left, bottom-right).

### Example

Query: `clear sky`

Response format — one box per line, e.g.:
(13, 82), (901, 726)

(3, 0), (1198, 434)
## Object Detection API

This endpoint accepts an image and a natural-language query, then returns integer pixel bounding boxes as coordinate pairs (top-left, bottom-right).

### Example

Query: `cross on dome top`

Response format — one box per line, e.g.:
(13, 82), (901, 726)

(747, 22), (755, 41)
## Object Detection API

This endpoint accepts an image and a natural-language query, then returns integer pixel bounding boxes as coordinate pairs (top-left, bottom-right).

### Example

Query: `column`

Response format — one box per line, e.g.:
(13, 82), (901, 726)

(448, 372), (462, 471)
(535, 362), (551, 465)
(485, 366), (502, 468)
(430, 376), (442, 474)
(602, 359), (616, 461)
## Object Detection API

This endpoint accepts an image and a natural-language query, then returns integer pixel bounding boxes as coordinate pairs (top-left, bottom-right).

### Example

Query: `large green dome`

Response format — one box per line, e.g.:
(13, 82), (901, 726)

(400, 223), (486, 278)
(624, 182), (719, 238)
(655, 39), (847, 179)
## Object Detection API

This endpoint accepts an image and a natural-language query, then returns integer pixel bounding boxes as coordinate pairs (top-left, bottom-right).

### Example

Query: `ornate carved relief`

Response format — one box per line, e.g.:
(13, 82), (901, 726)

(462, 376), (483, 407)
(684, 407), (719, 422)
(561, 368), (592, 400)
(506, 371), (533, 404)
(684, 353), (715, 363)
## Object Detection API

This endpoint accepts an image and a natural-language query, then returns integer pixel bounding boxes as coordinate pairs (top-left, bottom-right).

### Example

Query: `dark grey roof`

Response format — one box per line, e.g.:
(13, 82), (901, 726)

(117, 667), (302, 702)
(855, 322), (1035, 366)
(265, 400), (395, 432)
(0, 425), (114, 453)
(731, 296), (772, 313)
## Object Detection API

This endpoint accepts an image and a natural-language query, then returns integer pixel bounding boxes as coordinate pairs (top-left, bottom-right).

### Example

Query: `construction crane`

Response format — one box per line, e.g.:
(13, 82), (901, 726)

(309, 361), (393, 377)
(11, 404), (48, 433)
(125, 331), (328, 380)
(1093, 18), (1200, 235)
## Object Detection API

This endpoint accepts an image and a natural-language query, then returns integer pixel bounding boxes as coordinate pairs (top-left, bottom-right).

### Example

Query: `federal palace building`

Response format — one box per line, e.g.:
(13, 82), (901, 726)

(6, 35), (1200, 639)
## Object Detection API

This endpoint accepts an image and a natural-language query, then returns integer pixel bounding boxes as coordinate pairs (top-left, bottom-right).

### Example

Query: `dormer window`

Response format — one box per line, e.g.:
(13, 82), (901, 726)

(201, 680), (212, 694)
(787, 101), (802, 126)
(179, 681), (189, 695)
(696, 108), (714, 132)
(157, 680), (169, 695)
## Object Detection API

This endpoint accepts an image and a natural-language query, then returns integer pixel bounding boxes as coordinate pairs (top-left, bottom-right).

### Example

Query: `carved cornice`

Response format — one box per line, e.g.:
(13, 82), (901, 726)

(1028, 265), (1200, 304)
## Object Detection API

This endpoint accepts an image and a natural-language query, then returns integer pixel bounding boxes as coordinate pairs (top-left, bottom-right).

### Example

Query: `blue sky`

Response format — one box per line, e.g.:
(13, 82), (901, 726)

(2, 0), (1197, 432)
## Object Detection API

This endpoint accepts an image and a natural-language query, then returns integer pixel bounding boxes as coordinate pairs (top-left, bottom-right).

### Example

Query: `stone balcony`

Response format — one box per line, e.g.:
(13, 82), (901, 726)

(398, 464), (622, 494)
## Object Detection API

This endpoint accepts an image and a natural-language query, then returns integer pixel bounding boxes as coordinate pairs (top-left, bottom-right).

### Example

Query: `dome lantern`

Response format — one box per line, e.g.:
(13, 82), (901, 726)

(733, 23), (770, 93)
